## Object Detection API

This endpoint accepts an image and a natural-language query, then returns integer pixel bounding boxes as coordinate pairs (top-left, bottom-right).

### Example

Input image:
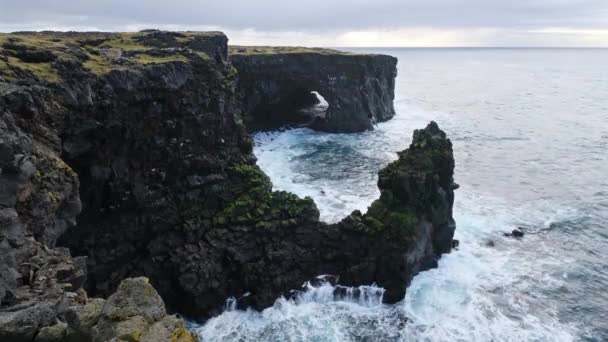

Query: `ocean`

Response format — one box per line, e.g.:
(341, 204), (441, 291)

(192, 48), (608, 341)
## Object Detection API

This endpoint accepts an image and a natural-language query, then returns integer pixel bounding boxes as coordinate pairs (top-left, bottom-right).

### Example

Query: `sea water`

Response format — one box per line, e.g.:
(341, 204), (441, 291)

(192, 48), (608, 341)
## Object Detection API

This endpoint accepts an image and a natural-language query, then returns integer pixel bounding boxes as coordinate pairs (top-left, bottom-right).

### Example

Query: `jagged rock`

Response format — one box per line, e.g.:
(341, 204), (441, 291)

(231, 46), (397, 132)
(0, 30), (455, 325)
(0, 277), (196, 341)
(82, 277), (194, 342)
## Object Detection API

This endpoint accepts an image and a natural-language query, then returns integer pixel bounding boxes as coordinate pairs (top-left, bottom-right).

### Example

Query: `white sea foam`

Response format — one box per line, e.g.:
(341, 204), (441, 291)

(194, 119), (580, 341)
(192, 48), (608, 341)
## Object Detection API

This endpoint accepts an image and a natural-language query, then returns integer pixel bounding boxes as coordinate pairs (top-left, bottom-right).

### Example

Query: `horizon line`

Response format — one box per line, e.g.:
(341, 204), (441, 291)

(233, 45), (608, 49)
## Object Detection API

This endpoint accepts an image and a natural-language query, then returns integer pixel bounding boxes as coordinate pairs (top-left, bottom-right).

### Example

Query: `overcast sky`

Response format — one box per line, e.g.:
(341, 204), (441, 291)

(1, 0), (607, 47)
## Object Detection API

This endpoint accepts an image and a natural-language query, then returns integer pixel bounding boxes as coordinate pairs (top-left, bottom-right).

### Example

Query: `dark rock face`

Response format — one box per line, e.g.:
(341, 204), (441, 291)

(0, 29), (249, 334)
(0, 30), (455, 329)
(108, 121), (456, 317)
(231, 48), (397, 132)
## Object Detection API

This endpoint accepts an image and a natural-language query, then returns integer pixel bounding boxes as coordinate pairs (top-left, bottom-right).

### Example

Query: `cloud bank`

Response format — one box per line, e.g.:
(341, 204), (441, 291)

(0, 0), (607, 46)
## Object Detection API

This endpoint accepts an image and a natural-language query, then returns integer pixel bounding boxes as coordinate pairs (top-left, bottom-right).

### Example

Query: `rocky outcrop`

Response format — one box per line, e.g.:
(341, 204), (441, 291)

(230, 46), (397, 132)
(0, 29), (455, 329)
(0, 277), (196, 341)
(1, 29), (248, 328)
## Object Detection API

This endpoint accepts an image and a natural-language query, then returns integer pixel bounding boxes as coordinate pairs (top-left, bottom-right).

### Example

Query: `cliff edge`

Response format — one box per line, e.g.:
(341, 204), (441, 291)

(0, 30), (455, 340)
(230, 46), (397, 132)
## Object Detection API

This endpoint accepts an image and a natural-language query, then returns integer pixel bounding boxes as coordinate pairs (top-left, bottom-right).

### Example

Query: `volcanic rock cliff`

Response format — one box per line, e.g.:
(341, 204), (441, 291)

(0, 30), (455, 340)
(231, 46), (397, 132)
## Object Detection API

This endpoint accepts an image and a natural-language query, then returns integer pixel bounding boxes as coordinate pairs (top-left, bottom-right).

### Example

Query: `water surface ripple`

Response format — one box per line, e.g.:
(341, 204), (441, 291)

(194, 48), (608, 341)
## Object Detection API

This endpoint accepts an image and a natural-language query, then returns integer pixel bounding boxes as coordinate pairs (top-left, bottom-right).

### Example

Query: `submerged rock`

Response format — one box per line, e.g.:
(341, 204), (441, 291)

(505, 228), (525, 238)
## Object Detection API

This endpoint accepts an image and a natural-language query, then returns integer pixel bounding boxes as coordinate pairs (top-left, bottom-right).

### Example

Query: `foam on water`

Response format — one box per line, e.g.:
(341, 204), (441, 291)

(193, 117), (581, 341)
(192, 48), (608, 341)
(192, 282), (396, 342)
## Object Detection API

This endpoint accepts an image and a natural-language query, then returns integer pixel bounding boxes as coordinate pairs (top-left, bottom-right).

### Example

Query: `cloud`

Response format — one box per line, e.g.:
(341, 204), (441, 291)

(0, 0), (607, 46)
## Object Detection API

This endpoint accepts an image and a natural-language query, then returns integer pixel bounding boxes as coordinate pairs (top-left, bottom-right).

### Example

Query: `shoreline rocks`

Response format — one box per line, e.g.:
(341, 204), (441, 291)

(0, 277), (196, 341)
(1, 29), (456, 336)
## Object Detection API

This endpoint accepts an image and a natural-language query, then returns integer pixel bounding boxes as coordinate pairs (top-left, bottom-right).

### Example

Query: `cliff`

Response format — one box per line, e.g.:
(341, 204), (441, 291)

(0, 30), (455, 340)
(230, 46), (397, 132)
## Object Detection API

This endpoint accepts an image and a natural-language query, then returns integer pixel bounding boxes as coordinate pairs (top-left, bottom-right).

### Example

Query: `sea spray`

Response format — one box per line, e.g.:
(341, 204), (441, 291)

(194, 47), (608, 341)
(192, 280), (400, 342)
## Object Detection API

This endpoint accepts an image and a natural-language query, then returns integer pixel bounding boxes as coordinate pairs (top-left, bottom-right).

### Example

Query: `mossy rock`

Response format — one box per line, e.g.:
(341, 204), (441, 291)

(0, 31), (223, 78)
(140, 315), (197, 342)
(35, 322), (67, 342)
(65, 298), (106, 335)
(101, 277), (166, 323)
(114, 315), (149, 342)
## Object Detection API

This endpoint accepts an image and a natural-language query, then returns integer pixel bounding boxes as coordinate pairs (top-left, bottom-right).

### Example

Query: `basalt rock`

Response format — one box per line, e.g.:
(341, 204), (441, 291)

(231, 46), (397, 132)
(505, 228), (525, 238)
(117, 121), (456, 316)
(0, 30), (455, 327)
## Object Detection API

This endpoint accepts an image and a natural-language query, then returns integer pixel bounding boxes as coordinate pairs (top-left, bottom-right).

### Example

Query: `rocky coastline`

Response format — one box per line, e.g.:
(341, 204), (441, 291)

(0, 30), (456, 341)
(230, 46), (397, 132)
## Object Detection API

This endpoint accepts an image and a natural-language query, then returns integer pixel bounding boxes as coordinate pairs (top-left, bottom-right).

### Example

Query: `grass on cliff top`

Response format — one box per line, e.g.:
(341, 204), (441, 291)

(0, 31), (216, 78)
(134, 54), (190, 64)
(229, 45), (357, 56)
(0, 33), (68, 81)
(0, 56), (60, 82)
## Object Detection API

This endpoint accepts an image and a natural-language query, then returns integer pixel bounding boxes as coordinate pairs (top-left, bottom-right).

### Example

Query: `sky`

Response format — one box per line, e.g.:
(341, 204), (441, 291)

(1, 0), (608, 47)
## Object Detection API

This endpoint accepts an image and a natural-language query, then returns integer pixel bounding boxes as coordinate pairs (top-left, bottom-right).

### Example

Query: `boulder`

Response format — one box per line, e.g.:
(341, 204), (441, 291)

(100, 277), (165, 323)
(0, 273), (196, 341)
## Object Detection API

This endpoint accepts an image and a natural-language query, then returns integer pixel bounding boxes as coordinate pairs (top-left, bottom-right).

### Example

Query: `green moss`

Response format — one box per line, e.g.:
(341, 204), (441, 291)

(0, 34), (73, 82)
(0, 31), (227, 78)
(1, 34), (69, 50)
(359, 191), (419, 238)
(217, 190), (311, 228)
(48, 191), (59, 204)
(83, 52), (125, 75)
(4, 56), (60, 82)
(134, 54), (189, 65)
(229, 45), (356, 56)
(97, 33), (150, 51)
(227, 164), (273, 191)
(204, 164), (315, 229)
(170, 322), (196, 342)
(362, 215), (384, 231)
(54, 158), (77, 177)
